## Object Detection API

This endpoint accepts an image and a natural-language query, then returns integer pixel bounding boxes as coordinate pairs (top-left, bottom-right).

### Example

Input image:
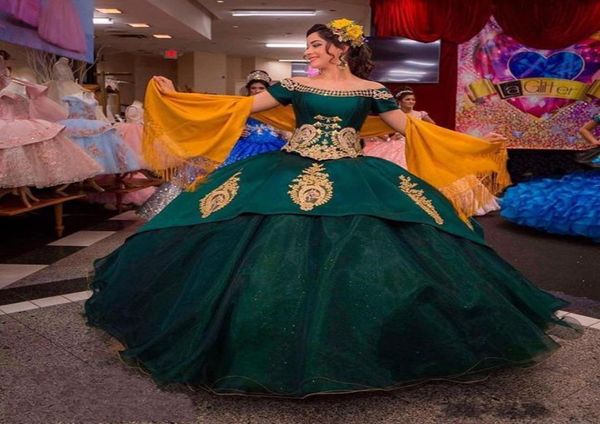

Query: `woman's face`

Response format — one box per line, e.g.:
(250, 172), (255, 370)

(248, 82), (267, 95)
(305, 32), (345, 70)
(398, 94), (416, 110)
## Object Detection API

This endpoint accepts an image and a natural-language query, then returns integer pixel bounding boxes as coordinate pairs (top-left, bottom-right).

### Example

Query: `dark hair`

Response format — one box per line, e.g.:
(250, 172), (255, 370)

(306, 24), (373, 79)
(245, 79), (269, 92)
(395, 86), (415, 101)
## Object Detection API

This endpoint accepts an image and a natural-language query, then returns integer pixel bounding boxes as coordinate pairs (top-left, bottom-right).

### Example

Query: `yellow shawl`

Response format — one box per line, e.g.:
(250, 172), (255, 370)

(143, 79), (509, 218)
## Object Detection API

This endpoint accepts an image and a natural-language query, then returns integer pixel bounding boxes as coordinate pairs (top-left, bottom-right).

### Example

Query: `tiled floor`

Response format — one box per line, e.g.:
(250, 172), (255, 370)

(1, 207), (599, 423)
(0, 264), (47, 289)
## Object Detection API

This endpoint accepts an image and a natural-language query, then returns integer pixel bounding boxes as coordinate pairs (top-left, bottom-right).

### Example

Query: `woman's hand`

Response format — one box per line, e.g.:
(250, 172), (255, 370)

(153, 76), (176, 94)
(482, 132), (507, 143)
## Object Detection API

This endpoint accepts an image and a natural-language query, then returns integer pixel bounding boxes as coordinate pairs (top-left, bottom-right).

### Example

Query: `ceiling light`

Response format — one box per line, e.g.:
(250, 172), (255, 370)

(153, 34), (173, 39)
(278, 59), (309, 62)
(232, 10), (316, 17)
(128, 23), (150, 28)
(93, 17), (113, 25)
(266, 43), (305, 48)
(217, 0), (225, 3)
(95, 8), (122, 14)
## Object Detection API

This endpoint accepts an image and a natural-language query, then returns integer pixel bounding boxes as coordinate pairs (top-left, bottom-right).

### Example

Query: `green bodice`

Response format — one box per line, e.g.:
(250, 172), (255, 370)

(268, 79), (398, 160)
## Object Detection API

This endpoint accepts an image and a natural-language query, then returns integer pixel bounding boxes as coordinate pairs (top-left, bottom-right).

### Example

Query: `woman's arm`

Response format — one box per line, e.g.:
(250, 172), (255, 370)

(153, 76), (281, 114)
(421, 113), (436, 125)
(579, 120), (600, 145)
(378, 109), (408, 135)
(250, 90), (281, 113)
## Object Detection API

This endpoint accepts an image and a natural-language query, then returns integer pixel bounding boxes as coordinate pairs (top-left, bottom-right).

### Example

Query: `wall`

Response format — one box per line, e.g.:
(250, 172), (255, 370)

(254, 58), (291, 82)
(226, 56), (242, 95)
(133, 55), (177, 101)
(177, 53), (195, 92)
(192, 51), (227, 94)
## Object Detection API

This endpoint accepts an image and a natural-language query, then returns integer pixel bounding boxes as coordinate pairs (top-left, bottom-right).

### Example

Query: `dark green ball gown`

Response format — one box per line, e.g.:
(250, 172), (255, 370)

(86, 80), (569, 397)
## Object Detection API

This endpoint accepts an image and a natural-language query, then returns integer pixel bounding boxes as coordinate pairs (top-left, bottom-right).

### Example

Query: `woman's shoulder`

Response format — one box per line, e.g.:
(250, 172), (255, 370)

(356, 79), (387, 90)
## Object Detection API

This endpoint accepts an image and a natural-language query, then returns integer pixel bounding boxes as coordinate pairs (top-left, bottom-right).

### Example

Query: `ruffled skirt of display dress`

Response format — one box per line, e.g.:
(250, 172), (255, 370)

(86, 151), (571, 398)
(501, 171), (600, 242)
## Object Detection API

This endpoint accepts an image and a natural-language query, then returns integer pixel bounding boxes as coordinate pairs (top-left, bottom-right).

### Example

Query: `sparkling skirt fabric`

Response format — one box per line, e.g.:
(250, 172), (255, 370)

(501, 171), (600, 241)
(87, 151), (570, 397)
(0, 129), (102, 188)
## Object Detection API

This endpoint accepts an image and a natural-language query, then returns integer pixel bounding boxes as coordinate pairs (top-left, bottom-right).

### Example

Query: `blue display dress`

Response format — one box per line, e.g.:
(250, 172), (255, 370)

(61, 96), (140, 174)
(501, 171), (600, 241)
(501, 114), (600, 242)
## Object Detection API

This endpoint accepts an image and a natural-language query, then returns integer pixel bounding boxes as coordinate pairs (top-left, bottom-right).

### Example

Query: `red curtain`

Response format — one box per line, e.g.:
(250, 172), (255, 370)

(371, 0), (492, 44)
(372, 0), (600, 49)
(493, 0), (600, 49)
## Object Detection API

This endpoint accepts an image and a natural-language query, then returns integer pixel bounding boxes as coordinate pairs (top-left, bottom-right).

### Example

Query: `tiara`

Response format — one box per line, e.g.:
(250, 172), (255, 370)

(396, 89), (414, 97)
(246, 70), (271, 84)
(326, 19), (365, 48)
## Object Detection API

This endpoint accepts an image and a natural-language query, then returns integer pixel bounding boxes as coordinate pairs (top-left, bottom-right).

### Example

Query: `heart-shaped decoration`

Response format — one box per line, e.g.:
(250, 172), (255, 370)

(508, 51), (584, 80)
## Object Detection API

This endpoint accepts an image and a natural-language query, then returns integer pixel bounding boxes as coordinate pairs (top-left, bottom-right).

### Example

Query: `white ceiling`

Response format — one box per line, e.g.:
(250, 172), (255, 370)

(93, 0), (371, 59)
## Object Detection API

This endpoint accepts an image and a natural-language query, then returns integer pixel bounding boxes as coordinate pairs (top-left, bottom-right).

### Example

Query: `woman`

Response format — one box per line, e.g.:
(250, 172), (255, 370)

(363, 87), (433, 168)
(222, 70), (289, 166)
(137, 70), (288, 219)
(86, 20), (572, 397)
(501, 114), (600, 241)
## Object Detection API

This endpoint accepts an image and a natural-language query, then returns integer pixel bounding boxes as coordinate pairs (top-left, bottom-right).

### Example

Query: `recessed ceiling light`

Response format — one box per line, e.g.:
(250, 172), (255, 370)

(153, 34), (172, 39)
(93, 17), (113, 25)
(95, 8), (122, 14)
(232, 10), (316, 17)
(266, 43), (305, 48)
(128, 23), (150, 28)
(232, 25), (239, 28)
(217, 0), (225, 3)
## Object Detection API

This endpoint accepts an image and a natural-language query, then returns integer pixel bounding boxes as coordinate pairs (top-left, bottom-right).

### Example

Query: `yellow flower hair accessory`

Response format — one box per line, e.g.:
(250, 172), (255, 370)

(326, 18), (365, 47)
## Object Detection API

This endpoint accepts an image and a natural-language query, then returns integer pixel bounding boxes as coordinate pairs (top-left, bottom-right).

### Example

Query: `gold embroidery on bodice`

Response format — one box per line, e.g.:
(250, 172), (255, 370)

(283, 115), (362, 161)
(280, 78), (394, 99)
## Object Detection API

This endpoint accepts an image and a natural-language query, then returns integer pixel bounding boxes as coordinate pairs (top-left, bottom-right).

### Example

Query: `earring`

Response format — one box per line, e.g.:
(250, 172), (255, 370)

(338, 56), (348, 69)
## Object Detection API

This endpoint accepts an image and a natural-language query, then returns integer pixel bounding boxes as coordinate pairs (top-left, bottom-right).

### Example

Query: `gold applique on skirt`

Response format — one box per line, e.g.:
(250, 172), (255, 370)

(288, 163), (333, 211)
(398, 175), (445, 225)
(199, 171), (242, 218)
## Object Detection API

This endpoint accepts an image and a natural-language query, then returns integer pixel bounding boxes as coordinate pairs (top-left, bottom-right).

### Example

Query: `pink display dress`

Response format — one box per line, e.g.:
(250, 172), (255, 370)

(0, 0), (41, 27)
(38, 0), (86, 53)
(363, 110), (429, 169)
(0, 77), (102, 188)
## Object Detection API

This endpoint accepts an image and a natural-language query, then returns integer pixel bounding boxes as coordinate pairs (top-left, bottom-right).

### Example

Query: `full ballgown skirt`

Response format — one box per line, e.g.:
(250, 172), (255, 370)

(86, 79), (573, 397)
(501, 171), (600, 241)
(0, 80), (102, 188)
(221, 117), (286, 166)
(61, 96), (141, 174)
(37, 0), (86, 53)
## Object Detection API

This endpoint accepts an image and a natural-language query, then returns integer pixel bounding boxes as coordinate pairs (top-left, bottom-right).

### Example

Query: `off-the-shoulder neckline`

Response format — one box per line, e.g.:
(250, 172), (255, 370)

(277, 78), (392, 98)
